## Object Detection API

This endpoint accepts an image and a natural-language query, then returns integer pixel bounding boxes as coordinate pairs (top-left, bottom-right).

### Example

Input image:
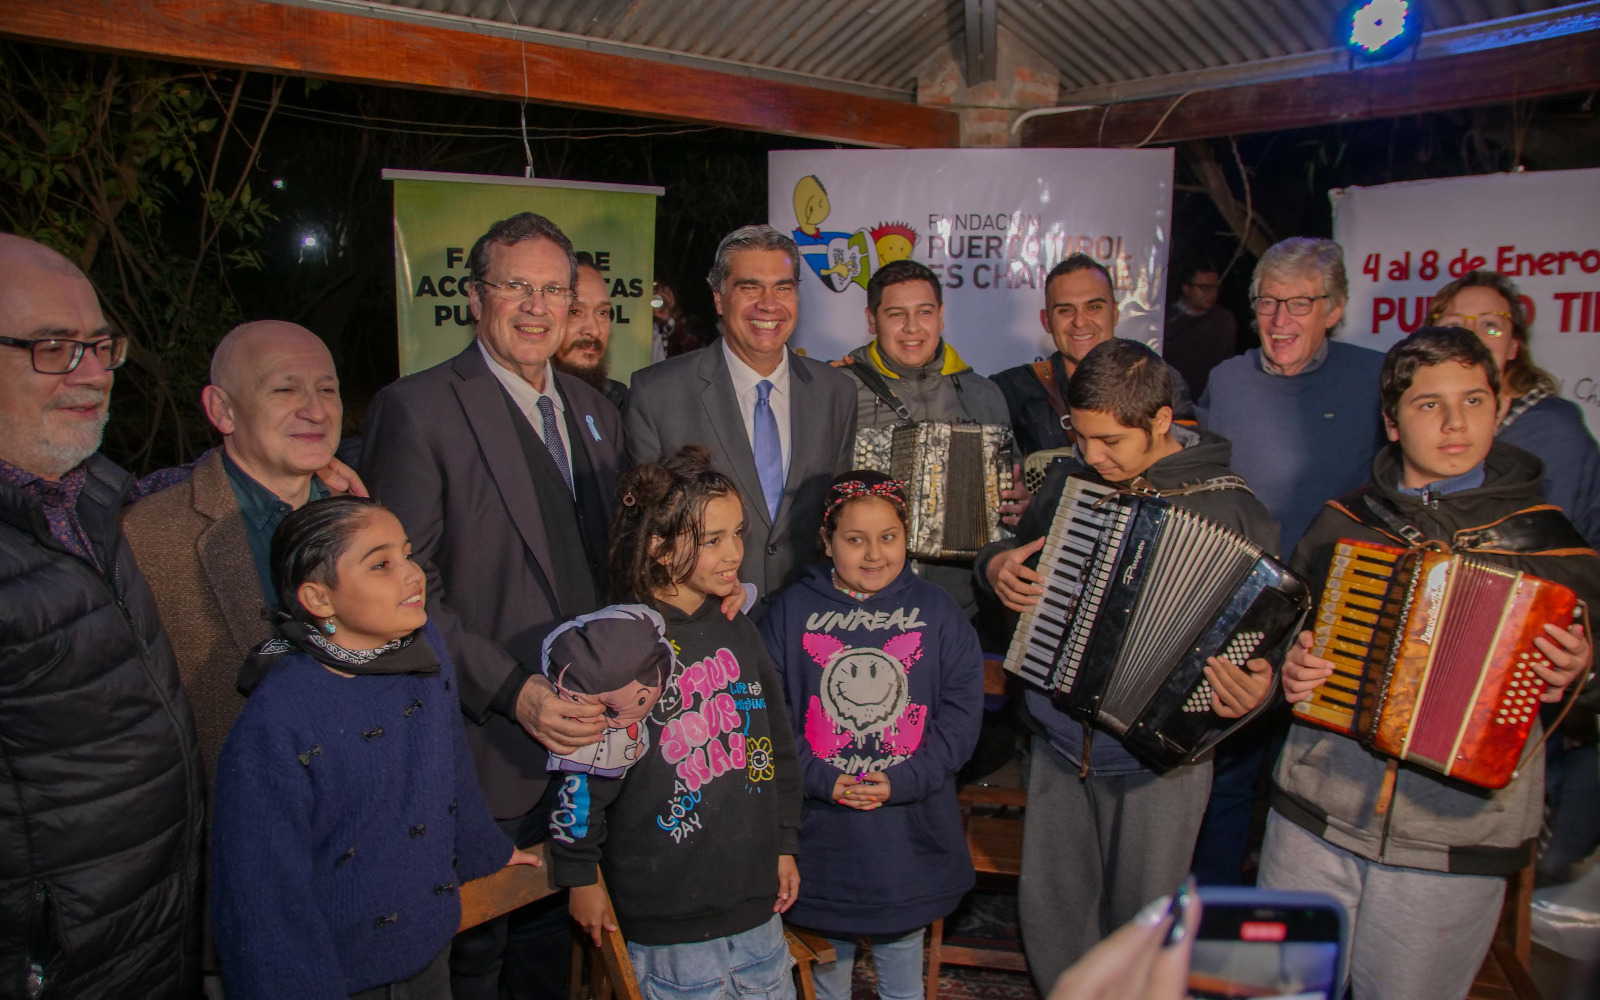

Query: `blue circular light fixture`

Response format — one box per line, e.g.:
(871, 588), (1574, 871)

(1342, 0), (1420, 62)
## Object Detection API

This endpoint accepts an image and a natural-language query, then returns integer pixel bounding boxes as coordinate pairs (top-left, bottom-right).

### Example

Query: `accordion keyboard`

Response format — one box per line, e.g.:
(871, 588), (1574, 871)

(1299, 541), (1408, 733)
(1005, 478), (1121, 691)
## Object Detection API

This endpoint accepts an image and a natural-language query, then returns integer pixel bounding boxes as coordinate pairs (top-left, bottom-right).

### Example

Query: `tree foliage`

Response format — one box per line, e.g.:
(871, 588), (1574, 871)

(0, 42), (280, 472)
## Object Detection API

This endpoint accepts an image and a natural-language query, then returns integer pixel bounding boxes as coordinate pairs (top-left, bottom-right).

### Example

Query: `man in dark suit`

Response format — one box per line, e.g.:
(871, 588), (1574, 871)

(362, 212), (624, 1000)
(626, 224), (856, 615)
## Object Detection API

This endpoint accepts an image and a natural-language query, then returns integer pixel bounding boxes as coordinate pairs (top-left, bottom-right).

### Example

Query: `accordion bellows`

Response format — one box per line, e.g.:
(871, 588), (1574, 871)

(1295, 539), (1581, 789)
(852, 422), (1014, 560)
(1004, 477), (1308, 769)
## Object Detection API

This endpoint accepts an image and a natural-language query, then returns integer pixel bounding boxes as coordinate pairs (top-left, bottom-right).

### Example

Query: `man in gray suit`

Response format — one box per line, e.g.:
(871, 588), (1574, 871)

(627, 225), (857, 615)
(362, 212), (624, 1000)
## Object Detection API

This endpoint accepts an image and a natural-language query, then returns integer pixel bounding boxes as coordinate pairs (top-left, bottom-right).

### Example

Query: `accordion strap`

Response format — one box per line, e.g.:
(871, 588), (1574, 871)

(846, 360), (914, 424)
(1154, 474), (1254, 499)
(1031, 360), (1069, 421)
(1332, 489), (1597, 557)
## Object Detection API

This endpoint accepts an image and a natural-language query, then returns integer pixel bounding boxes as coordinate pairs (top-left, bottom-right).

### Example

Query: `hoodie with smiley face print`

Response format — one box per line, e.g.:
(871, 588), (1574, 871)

(759, 561), (984, 935)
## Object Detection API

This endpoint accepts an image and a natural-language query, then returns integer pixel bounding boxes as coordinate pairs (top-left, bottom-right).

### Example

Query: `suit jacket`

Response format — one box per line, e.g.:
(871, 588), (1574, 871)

(626, 342), (856, 614)
(123, 447), (270, 793)
(362, 343), (625, 818)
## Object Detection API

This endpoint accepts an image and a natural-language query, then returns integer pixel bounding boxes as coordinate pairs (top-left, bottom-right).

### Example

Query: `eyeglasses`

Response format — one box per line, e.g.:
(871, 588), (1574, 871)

(1438, 311), (1513, 338)
(0, 334), (128, 374)
(1252, 295), (1329, 317)
(477, 278), (573, 305)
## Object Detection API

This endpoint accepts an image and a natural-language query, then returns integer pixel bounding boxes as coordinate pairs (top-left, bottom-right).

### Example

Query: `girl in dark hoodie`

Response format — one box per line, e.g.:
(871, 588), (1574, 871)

(759, 472), (983, 1000)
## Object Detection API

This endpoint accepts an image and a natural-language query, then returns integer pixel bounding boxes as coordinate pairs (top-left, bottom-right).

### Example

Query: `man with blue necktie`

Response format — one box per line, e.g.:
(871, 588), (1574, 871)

(627, 224), (857, 617)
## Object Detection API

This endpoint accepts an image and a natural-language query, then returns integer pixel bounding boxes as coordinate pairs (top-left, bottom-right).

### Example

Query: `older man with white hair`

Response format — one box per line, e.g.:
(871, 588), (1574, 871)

(1191, 236), (1387, 888)
(0, 232), (204, 997)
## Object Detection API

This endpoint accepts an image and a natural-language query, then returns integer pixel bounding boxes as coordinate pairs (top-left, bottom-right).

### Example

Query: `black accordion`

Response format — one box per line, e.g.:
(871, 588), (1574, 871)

(1003, 477), (1309, 768)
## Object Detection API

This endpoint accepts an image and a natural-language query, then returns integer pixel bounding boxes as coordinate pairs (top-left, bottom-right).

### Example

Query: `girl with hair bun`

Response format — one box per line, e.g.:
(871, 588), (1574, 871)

(550, 446), (804, 1000)
(757, 470), (984, 1000)
(210, 496), (539, 1000)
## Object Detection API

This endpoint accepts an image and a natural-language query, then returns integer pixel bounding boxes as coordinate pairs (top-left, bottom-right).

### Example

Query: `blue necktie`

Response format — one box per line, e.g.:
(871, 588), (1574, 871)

(753, 379), (783, 522)
(537, 395), (574, 495)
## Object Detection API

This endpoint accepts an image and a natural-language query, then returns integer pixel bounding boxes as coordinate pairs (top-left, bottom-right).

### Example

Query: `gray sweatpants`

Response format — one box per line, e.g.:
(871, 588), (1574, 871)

(1257, 810), (1505, 1000)
(1016, 737), (1213, 994)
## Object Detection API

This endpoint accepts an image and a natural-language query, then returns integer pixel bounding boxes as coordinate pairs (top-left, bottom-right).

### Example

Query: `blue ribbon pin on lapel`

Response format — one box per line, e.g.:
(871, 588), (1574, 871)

(585, 414), (602, 442)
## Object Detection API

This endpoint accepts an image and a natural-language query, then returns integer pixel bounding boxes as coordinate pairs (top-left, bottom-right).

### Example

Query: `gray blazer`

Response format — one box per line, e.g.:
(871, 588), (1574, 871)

(362, 342), (625, 818)
(626, 342), (856, 615)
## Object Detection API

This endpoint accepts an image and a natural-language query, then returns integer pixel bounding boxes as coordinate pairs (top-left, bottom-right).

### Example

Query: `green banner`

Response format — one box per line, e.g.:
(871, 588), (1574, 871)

(385, 169), (662, 378)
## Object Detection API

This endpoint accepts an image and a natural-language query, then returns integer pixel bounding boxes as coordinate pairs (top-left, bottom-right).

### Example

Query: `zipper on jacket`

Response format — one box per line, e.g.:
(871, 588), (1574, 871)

(24, 880), (62, 999)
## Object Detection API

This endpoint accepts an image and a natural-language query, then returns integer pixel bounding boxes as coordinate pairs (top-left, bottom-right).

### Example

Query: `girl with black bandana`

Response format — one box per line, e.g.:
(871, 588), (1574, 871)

(210, 496), (539, 1000)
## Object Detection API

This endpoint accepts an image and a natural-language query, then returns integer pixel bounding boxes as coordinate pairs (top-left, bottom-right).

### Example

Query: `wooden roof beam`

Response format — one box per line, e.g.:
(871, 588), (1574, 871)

(1022, 31), (1600, 147)
(0, 0), (960, 149)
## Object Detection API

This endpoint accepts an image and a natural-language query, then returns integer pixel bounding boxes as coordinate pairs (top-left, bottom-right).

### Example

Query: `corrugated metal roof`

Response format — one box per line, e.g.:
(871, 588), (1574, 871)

(314, 0), (1594, 101)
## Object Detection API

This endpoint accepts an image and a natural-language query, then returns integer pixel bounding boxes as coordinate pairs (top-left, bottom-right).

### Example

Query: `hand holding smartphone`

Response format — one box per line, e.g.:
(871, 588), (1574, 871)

(1188, 888), (1348, 1000)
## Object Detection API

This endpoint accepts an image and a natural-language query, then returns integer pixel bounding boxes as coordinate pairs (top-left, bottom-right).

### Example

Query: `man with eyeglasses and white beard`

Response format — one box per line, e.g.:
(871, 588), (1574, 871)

(0, 232), (205, 998)
(1189, 236), (1387, 889)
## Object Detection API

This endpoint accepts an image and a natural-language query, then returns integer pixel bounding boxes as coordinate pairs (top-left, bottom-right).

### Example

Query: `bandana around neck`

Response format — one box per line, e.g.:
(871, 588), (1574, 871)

(238, 619), (439, 695)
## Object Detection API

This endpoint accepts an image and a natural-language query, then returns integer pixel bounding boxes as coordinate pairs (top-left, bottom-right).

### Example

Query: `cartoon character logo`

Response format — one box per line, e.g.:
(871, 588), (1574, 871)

(542, 605), (674, 779)
(822, 648), (909, 735)
(801, 631), (927, 764)
(790, 175), (919, 294)
(746, 736), (775, 783)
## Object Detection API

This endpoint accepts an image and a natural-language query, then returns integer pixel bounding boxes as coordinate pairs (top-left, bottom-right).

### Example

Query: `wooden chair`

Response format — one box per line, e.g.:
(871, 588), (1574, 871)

(924, 659), (1029, 1000)
(456, 846), (642, 1000)
(1467, 863), (1542, 1000)
(786, 926), (838, 1000)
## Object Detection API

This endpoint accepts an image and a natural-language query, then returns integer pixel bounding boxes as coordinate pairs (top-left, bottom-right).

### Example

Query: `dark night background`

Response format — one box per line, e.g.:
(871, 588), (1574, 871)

(2, 38), (1595, 474)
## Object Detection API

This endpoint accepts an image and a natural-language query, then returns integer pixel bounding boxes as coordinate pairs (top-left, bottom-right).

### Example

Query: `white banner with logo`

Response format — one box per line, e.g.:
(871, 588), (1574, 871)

(1331, 168), (1600, 436)
(767, 148), (1174, 374)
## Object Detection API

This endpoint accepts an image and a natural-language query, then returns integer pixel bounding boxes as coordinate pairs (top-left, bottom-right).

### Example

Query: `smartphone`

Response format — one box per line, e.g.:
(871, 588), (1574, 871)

(1187, 887), (1348, 1000)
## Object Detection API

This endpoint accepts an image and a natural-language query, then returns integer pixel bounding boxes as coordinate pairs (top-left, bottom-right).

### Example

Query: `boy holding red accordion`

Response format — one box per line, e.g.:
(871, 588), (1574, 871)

(1264, 326), (1600, 1000)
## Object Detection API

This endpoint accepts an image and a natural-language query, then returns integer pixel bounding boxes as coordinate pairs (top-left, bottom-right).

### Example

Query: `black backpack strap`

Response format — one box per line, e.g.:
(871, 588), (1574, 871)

(1453, 505), (1598, 556)
(846, 360), (913, 423)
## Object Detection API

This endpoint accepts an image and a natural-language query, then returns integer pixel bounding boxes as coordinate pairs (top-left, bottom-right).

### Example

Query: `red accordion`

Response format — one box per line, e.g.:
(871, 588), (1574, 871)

(1294, 539), (1582, 789)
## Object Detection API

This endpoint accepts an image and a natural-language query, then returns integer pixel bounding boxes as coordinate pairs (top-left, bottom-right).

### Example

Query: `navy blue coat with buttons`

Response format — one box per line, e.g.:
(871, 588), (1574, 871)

(210, 622), (512, 999)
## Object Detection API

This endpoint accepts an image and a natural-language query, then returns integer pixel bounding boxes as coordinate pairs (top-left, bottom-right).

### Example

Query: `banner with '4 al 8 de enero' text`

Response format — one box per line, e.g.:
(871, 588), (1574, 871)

(1332, 168), (1600, 437)
(385, 169), (661, 379)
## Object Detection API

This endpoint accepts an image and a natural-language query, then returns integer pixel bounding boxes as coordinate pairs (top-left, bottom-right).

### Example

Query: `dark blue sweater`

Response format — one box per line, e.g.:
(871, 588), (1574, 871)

(759, 563), (982, 935)
(1197, 341), (1386, 553)
(210, 623), (512, 999)
(1498, 394), (1600, 548)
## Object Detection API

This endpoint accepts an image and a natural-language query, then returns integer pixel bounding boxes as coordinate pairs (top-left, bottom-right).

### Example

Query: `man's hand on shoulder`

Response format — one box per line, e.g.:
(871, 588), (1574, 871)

(515, 675), (606, 753)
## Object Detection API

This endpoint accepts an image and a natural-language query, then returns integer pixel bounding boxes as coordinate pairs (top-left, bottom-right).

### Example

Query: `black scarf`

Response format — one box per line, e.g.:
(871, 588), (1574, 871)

(238, 619), (440, 696)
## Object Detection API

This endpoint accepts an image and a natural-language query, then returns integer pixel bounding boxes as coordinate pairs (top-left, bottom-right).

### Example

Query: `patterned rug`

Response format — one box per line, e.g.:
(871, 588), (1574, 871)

(848, 894), (1040, 1000)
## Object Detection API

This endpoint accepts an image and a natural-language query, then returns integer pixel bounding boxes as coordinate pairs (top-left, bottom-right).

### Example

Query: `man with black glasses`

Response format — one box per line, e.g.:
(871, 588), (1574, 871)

(1190, 236), (1387, 888)
(0, 233), (205, 998)
(361, 212), (626, 1000)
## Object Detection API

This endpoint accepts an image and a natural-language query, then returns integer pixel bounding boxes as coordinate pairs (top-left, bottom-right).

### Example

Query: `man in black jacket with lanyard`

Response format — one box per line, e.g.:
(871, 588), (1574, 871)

(991, 253), (1193, 459)
(0, 233), (204, 999)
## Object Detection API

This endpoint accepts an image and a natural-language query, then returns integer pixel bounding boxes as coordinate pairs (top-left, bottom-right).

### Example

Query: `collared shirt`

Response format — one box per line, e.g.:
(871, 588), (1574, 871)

(1396, 461), (1487, 499)
(721, 337), (792, 479)
(479, 339), (574, 483)
(222, 449), (329, 606)
(1260, 336), (1331, 377)
(1, 454), (207, 572)
(0, 455), (99, 569)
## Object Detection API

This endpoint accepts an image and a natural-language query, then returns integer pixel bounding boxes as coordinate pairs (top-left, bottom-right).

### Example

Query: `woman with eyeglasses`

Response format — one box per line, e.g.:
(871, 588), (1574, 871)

(1429, 269), (1600, 889)
(1427, 270), (1600, 549)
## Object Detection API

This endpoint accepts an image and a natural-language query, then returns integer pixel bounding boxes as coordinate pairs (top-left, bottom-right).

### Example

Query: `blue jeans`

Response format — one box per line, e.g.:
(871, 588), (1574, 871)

(812, 930), (924, 1000)
(627, 914), (795, 1000)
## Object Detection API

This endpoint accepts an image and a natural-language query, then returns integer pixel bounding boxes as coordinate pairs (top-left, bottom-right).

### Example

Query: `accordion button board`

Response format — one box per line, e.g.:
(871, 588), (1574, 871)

(1003, 476), (1309, 770)
(1295, 538), (1581, 789)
